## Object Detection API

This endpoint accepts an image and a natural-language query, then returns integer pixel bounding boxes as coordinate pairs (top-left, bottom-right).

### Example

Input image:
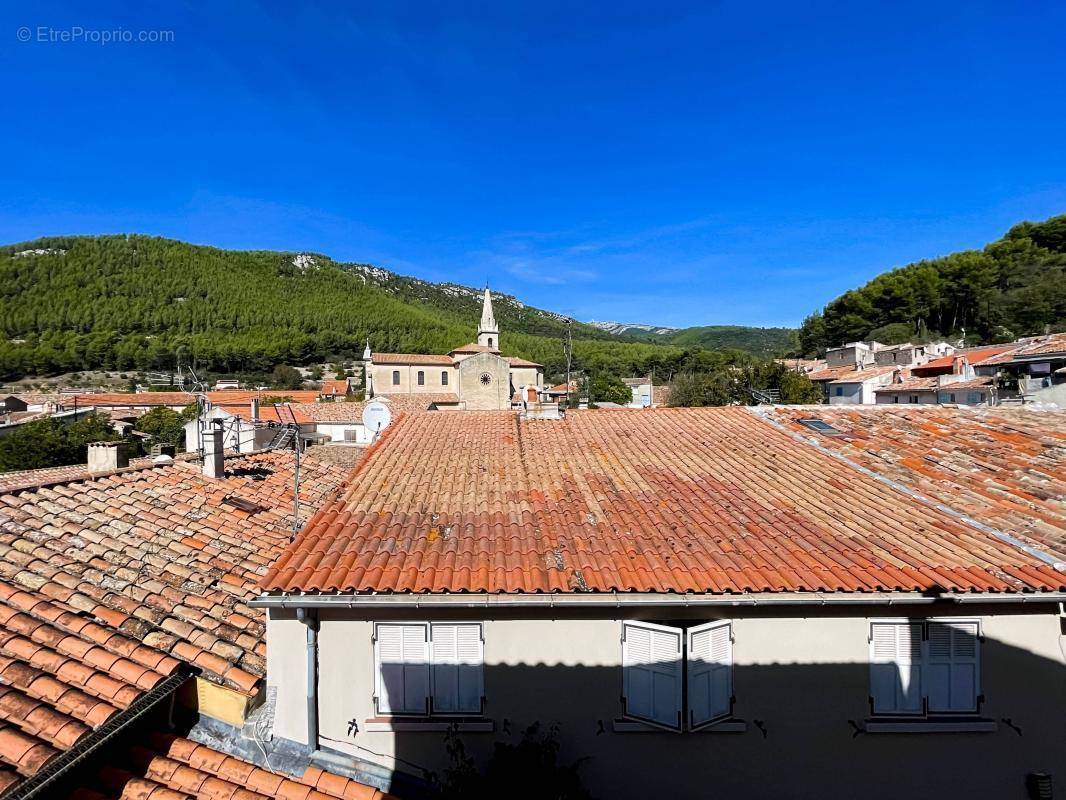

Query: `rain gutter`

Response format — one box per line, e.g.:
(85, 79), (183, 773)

(252, 591), (1066, 610)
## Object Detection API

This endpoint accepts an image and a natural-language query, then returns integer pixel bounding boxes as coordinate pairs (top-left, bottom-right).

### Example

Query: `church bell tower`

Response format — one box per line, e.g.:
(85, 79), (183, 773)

(477, 287), (499, 350)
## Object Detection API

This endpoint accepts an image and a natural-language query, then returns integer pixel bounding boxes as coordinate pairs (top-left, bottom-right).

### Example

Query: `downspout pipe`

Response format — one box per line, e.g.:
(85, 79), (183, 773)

(296, 607), (320, 752)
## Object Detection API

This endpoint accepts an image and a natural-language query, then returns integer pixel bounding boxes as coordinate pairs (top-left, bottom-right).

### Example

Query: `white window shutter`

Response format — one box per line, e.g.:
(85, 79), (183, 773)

(869, 622), (923, 715)
(687, 621), (732, 728)
(925, 621), (979, 713)
(431, 623), (484, 714)
(375, 624), (429, 714)
(622, 621), (682, 730)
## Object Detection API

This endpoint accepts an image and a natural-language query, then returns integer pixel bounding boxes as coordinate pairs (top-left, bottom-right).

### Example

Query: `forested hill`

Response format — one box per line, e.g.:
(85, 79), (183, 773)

(798, 214), (1066, 356)
(0, 235), (785, 382)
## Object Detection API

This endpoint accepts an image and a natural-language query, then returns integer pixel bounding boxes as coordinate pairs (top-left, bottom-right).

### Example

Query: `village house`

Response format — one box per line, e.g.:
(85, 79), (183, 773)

(364, 290), (544, 410)
(875, 355), (996, 406)
(256, 405), (1066, 800)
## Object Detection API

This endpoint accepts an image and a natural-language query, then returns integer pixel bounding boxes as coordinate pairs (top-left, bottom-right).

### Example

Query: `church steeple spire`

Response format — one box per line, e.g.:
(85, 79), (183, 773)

(477, 287), (499, 350)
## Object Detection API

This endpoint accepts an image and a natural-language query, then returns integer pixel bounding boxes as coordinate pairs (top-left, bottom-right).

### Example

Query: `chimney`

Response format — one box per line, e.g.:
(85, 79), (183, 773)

(251, 397), (260, 420)
(203, 425), (225, 479)
(87, 441), (128, 473)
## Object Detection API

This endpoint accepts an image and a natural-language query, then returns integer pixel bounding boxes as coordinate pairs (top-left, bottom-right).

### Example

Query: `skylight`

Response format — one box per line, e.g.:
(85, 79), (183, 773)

(797, 418), (841, 435)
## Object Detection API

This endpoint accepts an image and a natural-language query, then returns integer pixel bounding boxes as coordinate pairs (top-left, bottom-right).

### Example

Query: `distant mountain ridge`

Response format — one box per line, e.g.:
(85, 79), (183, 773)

(0, 235), (795, 382)
(588, 321), (679, 337)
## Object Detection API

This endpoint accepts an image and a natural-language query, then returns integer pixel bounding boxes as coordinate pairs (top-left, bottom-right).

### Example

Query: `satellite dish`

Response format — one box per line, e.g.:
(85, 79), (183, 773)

(362, 400), (393, 434)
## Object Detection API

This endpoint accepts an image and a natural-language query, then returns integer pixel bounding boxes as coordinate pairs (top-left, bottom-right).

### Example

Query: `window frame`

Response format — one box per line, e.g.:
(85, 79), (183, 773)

(441, 370), (449, 386)
(621, 620), (734, 733)
(417, 370), (425, 386)
(392, 370), (400, 386)
(373, 622), (485, 718)
(868, 618), (982, 720)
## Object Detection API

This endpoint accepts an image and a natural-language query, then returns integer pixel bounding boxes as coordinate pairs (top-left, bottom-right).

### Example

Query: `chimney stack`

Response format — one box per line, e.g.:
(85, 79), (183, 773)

(87, 441), (128, 473)
(251, 398), (260, 420)
(203, 425), (225, 479)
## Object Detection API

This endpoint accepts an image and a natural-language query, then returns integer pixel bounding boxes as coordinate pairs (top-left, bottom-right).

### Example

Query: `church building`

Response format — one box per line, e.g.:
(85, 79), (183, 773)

(363, 289), (544, 410)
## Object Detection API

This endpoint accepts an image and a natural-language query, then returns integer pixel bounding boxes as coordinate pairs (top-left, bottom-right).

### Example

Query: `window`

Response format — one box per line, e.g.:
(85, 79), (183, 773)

(797, 418), (840, 436)
(441, 371), (449, 386)
(417, 370), (425, 386)
(834, 387), (844, 397)
(909, 395), (919, 404)
(374, 623), (484, 716)
(487, 337), (494, 347)
(869, 620), (979, 717)
(967, 391), (981, 404)
(891, 395), (899, 403)
(622, 620), (732, 731)
(392, 370), (400, 386)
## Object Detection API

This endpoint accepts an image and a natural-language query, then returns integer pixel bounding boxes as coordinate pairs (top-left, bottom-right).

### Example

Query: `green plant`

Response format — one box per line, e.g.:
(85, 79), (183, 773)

(432, 723), (593, 800)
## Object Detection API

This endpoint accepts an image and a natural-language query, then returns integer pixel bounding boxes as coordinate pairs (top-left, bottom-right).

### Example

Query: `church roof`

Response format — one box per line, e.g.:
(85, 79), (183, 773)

(505, 356), (543, 367)
(449, 342), (500, 355)
(371, 352), (454, 365)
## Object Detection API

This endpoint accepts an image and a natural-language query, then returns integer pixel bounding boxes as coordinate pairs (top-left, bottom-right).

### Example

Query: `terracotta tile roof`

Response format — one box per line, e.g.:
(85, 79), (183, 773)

(64, 732), (396, 800)
(291, 403), (369, 423)
(0, 452), (349, 695)
(214, 404), (313, 425)
(505, 356), (544, 367)
(807, 364), (895, 383)
(824, 366), (898, 385)
(294, 396), (458, 422)
(371, 353), (454, 366)
(937, 377), (996, 391)
(980, 333), (1066, 364)
(357, 395), (460, 413)
(0, 456), (197, 494)
(10, 393), (61, 407)
(319, 380), (350, 396)
(68, 393), (198, 408)
(260, 408), (1066, 596)
(0, 578), (183, 785)
(909, 346), (1017, 375)
(67, 391), (323, 408)
(875, 376), (993, 393)
(450, 342), (500, 355)
(766, 406), (1066, 560)
(873, 378), (939, 392)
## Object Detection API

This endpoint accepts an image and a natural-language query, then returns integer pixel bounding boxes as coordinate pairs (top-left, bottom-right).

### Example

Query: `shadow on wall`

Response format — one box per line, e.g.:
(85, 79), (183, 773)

(366, 633), (1065, 800)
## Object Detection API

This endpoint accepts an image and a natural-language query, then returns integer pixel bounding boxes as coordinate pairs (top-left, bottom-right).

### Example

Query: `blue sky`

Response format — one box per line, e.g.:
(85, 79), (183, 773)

(2, 2), (1065, 328)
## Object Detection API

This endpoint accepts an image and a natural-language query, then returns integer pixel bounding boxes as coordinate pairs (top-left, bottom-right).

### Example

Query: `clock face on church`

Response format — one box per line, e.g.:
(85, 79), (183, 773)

(479, 372), (492, 386)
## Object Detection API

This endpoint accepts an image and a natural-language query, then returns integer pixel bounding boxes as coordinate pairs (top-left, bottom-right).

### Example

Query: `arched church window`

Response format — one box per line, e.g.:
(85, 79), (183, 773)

(392, 370), (400, 385)
(441, 371), (449, 386)
(417, 370), (425, 385)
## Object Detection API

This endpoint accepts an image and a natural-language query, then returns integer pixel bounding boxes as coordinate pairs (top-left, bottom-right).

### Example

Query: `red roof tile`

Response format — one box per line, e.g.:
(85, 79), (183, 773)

(371, 353), (454, 366)
(0, 578), (182, 782)
(0, 452), (349, 695)
(62, 733), (396, 800)
(908, 346), (1017, 375)
(67, 392), (323, 408)
(979, 333), (1066, 364)
(767, 405), (1066, 560)
(261, 408), (1066, 596)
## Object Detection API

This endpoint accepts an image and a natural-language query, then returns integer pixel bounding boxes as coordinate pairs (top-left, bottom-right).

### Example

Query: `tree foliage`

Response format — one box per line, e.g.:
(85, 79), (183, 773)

(135, 404), (197, 449)
(668, 355), (820, 407)
(0, 412), (118, 472)
(587, 373), (631, 405)
(797, 214), (1066, 355)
